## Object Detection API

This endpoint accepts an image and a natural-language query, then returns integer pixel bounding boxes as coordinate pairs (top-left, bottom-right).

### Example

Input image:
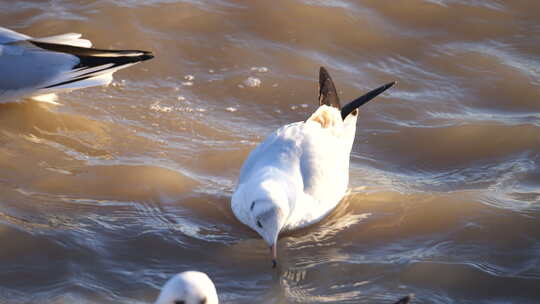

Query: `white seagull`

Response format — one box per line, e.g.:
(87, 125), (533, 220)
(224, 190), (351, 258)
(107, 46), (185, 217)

(154, 270), (412, 304)
(231, 67), (395, 267)
(154, 271), (219, 304)
(0, 26), (153, 103)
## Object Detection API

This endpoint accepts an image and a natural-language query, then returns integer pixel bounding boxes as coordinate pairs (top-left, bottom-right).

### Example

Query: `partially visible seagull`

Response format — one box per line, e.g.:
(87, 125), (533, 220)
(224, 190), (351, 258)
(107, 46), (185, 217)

(154, 271), (218, 304)
(395, 295), (413, 304)
(154, 270), (412, 304)
(0, 26), (153, 103)
(231, 67), (395, 267)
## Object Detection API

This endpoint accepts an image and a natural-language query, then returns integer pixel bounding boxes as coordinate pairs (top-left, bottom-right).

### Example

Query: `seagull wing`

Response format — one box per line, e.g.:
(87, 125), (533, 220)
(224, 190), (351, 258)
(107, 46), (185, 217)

(0, 27), (152, 102)
(0, 27), (30, 43)
(299, 118), (352, 203)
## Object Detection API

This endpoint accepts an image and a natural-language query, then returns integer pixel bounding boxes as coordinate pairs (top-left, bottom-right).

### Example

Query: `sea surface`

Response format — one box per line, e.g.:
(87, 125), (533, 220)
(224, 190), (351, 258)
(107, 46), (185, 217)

(1, 1), (539, 303)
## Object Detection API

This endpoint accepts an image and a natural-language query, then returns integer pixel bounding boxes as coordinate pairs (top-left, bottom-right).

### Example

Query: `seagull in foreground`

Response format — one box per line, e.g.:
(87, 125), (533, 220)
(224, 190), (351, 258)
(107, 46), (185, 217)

(231, 67), (395, 267)
(0, 26), (153, 103)
(154, 271), (218, 304)
(154, 270), (412, 304)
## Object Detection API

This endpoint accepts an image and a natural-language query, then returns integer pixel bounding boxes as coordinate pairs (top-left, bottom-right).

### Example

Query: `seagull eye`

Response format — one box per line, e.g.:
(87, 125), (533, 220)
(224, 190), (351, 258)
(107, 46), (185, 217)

(200, 298), (207, 304)
(250, 201), (255, 210)
(257, 220), (263, 228)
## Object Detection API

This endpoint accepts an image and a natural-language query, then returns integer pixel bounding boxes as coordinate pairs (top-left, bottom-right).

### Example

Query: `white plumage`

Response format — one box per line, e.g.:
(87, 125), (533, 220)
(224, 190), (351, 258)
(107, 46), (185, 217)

(0, 27), (153, 103)
(233, 105), (355, 230)
(231, 67), (395, 266)
(155, 271), (218, 304)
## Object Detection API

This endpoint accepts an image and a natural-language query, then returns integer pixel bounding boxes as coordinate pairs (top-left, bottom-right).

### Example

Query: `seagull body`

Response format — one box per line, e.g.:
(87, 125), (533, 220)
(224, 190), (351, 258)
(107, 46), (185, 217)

(233, 104), (354, 231)
(231, 67), (395, 266)
(0, 27), (153, 103)
(155, 271), (218, 304)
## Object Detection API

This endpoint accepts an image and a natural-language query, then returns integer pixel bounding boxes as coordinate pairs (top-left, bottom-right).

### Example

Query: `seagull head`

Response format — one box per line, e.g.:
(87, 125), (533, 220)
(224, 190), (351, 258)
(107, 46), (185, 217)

(248, 179), (290, 268)
(154, 271), (218, 304)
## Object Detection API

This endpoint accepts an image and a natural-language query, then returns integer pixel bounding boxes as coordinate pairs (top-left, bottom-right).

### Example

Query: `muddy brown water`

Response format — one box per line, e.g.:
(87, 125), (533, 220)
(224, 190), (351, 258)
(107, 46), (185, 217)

(1, 1), (540, 303)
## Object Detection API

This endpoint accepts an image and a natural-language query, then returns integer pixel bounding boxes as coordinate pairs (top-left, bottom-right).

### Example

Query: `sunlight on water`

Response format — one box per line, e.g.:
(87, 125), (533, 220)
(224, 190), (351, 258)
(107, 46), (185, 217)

(1, 0), (540, 303)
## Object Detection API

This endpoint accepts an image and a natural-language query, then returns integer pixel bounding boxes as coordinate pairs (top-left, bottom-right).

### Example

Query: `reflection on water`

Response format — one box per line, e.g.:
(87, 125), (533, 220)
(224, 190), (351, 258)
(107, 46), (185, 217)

(1, 0), (540, 303)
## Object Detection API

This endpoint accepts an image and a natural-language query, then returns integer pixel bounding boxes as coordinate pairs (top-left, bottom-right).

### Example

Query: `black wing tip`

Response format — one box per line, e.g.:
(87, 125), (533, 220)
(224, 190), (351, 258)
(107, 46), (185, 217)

(394, 294), (414, 304)
(110, 49), (154, 64)
(131, 51), (154, 61)
(340, 80), (397, 119)
(384, 81), (397, 90)
(318, 66), (341, 109)
(30, 40), (154, 63)
(136, 50), (154, 61)
(41, 49), (154, 89)
(319, 66), (329, 80)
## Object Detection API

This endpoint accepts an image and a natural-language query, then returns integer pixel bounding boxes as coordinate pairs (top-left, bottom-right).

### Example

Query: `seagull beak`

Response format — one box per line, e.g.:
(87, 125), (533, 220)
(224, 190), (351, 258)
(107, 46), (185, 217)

(270, 243), (278, 268)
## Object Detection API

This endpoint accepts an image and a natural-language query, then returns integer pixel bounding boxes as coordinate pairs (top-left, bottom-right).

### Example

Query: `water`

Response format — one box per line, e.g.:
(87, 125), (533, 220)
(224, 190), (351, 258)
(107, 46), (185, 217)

(1, 1), (540, 303)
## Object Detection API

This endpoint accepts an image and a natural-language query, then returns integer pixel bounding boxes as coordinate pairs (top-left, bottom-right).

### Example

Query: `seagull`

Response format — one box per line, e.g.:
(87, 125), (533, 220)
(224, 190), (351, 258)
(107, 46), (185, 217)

(154, 271), (219, 304)
(154, 270), (412, 304)
(394, 295), (413, 304)
(0, 26), (153, 103)
(231, 67), (395, 267)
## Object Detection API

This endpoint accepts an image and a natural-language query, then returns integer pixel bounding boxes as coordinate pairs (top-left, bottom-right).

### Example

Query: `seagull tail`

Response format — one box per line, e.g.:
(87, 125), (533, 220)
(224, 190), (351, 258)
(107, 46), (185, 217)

(318, 67), (341, 109)
(28, 40), (153, 92)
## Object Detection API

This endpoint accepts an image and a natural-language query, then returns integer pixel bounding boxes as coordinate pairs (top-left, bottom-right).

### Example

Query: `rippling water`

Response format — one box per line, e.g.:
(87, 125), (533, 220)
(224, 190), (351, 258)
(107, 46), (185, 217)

(1, 1), (540, 303)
